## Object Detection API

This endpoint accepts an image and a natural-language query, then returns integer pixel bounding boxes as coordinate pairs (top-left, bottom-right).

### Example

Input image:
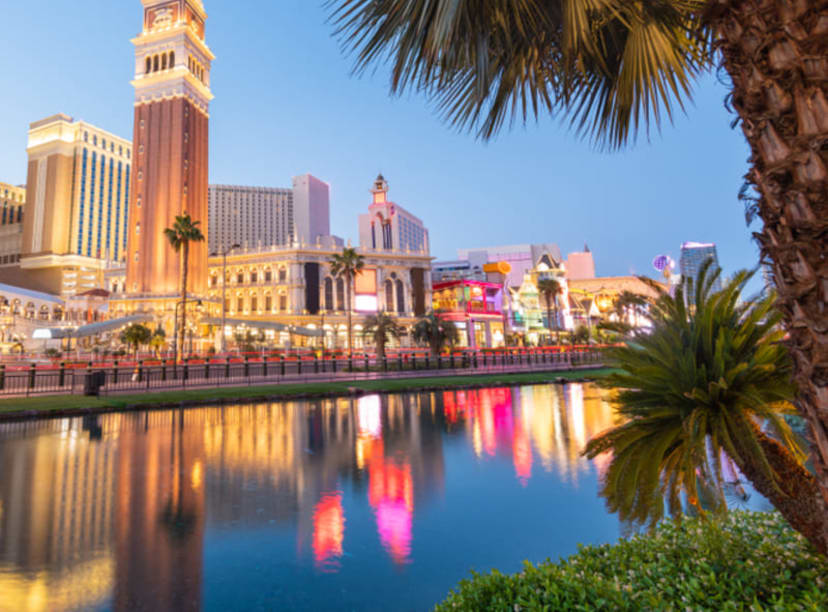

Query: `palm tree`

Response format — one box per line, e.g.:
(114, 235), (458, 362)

(149, 327), (166, 357)
(164, 214), (205, 361)
(329, 247), (365, 355)
(362, 312), (402, 361)
(120, 323), (152, 360)
(329, 0), (828, 531)
(614, 290), (649, 329)
(412, 312), (459, 358)
(583, 264), (827, 555)
(537, 278), (562, 346)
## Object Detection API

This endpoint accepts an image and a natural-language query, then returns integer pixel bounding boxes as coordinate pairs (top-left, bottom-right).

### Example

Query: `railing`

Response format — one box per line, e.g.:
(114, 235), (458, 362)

(0, 349), (604, 398)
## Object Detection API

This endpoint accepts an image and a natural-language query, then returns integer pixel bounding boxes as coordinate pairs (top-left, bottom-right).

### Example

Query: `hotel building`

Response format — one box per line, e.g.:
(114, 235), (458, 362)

(0, 116), (133, 296)
(208, 174), (331, 253)
(0, 182), (25, 267)
(679, 241), (723, 301)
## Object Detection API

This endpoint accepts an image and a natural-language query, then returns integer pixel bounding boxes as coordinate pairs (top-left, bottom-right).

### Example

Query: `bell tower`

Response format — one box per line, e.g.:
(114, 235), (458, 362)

(125, 0), (213, 299)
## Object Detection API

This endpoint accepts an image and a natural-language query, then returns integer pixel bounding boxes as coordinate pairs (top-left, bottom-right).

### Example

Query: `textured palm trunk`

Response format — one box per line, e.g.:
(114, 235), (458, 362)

(180, 241), (189, 360)
(346, 275), (353, 356)
(730, 422), (828, 555)
(708, 0), (828, 535)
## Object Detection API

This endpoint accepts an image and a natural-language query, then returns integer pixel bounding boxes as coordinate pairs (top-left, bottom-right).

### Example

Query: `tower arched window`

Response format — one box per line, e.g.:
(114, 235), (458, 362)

(324, 278), (334, 310)
(146, 56), (151, 74)
(385, 280), (394, 312)
(161, 54), (167, 71)
(153, 55), (159, 72)
(336, 278), (345, 311)
(396, 280), (405, 313)
(169, 51), (175, 68)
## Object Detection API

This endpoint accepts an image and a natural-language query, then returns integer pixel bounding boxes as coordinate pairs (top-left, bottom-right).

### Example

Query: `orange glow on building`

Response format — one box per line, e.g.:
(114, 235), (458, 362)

(312, 492), (345, 570)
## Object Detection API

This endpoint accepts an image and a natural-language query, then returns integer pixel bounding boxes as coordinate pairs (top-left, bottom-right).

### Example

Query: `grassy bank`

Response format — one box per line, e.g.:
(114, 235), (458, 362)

(0, 368), (614, 419)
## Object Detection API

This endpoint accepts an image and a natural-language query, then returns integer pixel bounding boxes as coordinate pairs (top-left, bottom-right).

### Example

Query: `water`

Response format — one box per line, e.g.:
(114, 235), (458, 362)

(0, 383), (623, 612)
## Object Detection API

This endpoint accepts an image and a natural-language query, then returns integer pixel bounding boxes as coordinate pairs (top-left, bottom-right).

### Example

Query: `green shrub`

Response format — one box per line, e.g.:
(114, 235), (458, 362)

(435, 512), (827, 611)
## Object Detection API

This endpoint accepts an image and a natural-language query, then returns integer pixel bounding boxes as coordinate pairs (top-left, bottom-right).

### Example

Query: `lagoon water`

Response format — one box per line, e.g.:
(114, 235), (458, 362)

(0, 383), (624, 611)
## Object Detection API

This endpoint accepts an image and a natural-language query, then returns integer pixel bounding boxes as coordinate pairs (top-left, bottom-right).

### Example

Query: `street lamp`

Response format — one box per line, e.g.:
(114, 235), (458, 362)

(210, 243), (240, 355)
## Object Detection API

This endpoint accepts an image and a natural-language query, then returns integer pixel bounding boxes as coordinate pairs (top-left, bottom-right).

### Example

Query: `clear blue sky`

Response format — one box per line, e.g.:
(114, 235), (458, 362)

(0, 1), (760, 279)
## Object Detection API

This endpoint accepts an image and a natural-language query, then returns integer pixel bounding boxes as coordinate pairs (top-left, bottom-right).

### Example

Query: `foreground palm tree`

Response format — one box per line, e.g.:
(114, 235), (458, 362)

(584, 265), (827, 555)
(537, 278), (562, 345)
(329, 0), (828, 529)
(329, 247), (365, 356)
(412, 312), (459, 357)
(164, 214), (205, 360)
(362, 312), (402, 361)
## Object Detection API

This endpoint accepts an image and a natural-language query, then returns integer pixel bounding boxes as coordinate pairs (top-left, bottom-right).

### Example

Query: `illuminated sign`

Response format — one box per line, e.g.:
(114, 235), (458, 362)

(355, 295), (378, 312)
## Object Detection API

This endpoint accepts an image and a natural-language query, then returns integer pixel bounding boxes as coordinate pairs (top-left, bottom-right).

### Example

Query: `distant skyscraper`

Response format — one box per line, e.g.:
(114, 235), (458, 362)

(207, 174), (330, 253)
(358, 175), (429, 254)
(679, 241), (722, 301)
(125, 0), (213, 297)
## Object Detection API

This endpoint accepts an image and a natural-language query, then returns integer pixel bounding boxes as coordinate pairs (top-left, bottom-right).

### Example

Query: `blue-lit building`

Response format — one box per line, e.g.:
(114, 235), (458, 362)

(679, 242), (723, 301)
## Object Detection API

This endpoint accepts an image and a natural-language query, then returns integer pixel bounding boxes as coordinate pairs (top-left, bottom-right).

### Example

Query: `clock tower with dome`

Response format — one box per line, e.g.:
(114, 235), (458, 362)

(123, 0), (214, 304)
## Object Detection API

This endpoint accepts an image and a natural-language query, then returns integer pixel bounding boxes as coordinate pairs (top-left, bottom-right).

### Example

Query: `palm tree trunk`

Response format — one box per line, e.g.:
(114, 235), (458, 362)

(730, 421), (828, 555)
(346, 275), (353, 356)
(709, 0), (828, 526)
(180, 241), (189, 360)
(553, 299), (560, 346)
(545, 296), (553, 346)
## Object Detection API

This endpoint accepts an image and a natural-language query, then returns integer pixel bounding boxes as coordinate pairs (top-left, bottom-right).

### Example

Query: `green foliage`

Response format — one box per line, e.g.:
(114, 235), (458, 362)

(329, 247), (366, 353)
(584, 264), (802, 526)
(571, 325), (590, 344)
(412, 312), (459, 355)
(163, 213), (205, 252)
(362, 312), (402, 357)
(329, 0), (712, 147)
(119, 324), (152, 355)
(436, 512), (828, 611)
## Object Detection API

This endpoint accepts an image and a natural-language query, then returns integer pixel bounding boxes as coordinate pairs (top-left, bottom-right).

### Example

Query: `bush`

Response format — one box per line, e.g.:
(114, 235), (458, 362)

(435, 512), (828, 611)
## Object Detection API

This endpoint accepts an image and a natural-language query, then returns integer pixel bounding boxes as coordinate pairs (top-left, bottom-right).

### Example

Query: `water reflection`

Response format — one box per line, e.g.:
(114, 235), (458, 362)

(0, 383), (616, 612)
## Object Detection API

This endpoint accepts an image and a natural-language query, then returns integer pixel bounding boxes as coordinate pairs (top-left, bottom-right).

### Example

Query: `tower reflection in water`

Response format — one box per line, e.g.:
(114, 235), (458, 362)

(0, 383), (614, 611)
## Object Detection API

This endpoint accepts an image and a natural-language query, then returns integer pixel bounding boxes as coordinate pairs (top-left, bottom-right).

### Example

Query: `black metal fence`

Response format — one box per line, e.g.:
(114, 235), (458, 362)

(0, 349), (604, 398)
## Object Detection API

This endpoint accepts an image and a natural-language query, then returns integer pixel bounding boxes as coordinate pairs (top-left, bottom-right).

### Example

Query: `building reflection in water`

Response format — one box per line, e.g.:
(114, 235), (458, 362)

(0, 383), (614, 611)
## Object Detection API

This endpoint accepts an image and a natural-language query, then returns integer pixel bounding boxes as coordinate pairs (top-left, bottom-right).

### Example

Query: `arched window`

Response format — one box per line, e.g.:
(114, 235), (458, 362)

(210, 274), (218, 287)
(251, 295), (258, 312)
(146, 56), (151, 74)
(265, 294), (272, 312)
(169, 51), (175, 68)
(153, 55), (159, 72)
(324, 278), (334, 310)
(385, 280), (394, 312)
(279, 294), (288, 312)
(264, 267), (272, 282)
(396, 280), (405, 313)
(336, 278), (345, 311)
(161, 54), (167, 70)
(236, 270), (244, 284)
(278, 267), (287, 282)
(236, 296), (244, 312)
(251, 269), (258, 283)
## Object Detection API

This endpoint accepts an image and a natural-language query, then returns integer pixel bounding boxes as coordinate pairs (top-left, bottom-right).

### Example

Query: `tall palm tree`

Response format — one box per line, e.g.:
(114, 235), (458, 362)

(412, 312), (459, 358)
(614, 290), (649, 328)
(329, 247), (365, 355)
(164, 214), (205, 360)
(362, 312), (402, 361)
(329, 0), (828, 523)
(537, 278), (562, 346)
(584, 264), (827, 555)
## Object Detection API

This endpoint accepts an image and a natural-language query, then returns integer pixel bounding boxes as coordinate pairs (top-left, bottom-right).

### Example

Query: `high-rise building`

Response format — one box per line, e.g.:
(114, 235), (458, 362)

(358, 175), (429, 254)
(207, 174), (330, 253)
(0, 116), (132, 295)
(0, 182), (25, 267)
(124, 0), (213, 298)
(22, 115), (133, 263)
(679, 241), (722, 301)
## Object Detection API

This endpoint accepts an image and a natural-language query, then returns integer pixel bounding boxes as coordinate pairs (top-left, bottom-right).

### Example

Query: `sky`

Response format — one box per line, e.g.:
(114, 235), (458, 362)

(0, 1), (761, 280)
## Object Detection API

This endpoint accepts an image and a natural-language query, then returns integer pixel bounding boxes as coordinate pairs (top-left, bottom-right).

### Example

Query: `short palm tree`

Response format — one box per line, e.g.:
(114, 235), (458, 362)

(362, 312), (401, 361)
(329, 247), (365, 355)
(149, 327), (166, 357)
(537, 278), (562, 346)
(614, 290), (648, 327)
(584, 264), (827, 555)
(329, 0), (828, 532)
(164, 214), (205, 360)
(120, 323), (152, 360)
(412, 312), (459, 358)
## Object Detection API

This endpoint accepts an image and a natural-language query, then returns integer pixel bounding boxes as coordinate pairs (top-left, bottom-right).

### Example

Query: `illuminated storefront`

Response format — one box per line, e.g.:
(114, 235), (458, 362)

(432, 280), (504, 348)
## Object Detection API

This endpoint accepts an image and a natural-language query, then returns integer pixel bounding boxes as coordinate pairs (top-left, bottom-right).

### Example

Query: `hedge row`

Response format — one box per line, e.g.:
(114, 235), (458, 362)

(436, 512), (828, 611)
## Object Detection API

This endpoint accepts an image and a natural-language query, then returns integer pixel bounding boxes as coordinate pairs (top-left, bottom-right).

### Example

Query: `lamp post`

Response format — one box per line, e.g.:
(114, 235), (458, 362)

(210, 243), (240, 355)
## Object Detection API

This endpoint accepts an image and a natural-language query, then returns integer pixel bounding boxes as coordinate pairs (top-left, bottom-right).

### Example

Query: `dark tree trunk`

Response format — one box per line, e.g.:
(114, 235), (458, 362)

(730, 422), (828, 555)
(179, 241), (189, 360)
(708, 0), (828, 544)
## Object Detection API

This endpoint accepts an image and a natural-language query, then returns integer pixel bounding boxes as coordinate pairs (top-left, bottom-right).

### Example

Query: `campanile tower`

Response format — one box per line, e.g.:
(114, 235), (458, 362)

(125, 0), (213, 299)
